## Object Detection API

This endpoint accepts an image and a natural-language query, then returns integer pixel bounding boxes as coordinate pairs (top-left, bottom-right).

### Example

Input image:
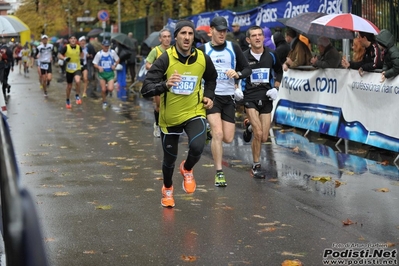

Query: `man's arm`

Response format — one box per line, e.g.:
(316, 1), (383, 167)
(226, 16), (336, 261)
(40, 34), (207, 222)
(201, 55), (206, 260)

(202, 54), (217, 100)
(141, 53), (169, 98)
(145, 48), (157, 70)
(233, 42), (252, 78)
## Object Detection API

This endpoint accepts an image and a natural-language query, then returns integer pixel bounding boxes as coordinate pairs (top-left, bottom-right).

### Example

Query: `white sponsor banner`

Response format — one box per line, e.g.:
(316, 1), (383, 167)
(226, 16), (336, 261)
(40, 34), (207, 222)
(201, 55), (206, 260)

(275, 68), (399, 152)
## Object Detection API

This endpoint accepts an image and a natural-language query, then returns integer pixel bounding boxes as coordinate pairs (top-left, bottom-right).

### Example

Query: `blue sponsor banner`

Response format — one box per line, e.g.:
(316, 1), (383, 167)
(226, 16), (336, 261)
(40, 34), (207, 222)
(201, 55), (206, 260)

(274, 99), (342, 137)
(276, 68), (399, 153)
(166, 0), (352, 32)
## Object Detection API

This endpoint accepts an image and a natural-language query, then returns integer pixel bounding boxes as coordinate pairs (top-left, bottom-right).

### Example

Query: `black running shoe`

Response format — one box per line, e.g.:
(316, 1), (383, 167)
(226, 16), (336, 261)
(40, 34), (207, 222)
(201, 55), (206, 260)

(251, 164), (265, 179)
(7, 85), (11, 93)
(243, 118), (252, 142)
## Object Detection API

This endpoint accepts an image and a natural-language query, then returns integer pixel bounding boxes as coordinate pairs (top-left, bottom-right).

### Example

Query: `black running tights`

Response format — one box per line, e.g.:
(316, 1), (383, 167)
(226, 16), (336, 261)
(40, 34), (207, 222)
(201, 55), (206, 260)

(161, 118), (207, 188)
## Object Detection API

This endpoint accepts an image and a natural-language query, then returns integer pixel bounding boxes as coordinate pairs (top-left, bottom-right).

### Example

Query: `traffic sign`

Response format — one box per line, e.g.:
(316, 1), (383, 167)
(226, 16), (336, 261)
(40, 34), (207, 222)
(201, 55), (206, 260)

(97, 10), (110, 22)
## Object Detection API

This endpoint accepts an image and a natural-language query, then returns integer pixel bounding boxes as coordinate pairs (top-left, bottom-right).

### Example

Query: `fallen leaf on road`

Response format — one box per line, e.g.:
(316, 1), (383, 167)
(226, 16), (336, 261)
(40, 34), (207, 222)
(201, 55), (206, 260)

(83, 250), (96, 254)
(25, 172), (35, 175)
(377, 160), (390, 166)
(281, 251), (305, 257)
(180, 255), (197, 262)
(53, 192), (69, 196)
(44, 238), (55, 242)
(386, 242), (395, 247)
(99, 161), (116, 166)
(121, 178), (134, 181)
(280, 128), (294, 133)
(311, 176), (331, 183)
(335, 180), (346, 188)
(268, 178), (279, 182)
(258, 222), (279, 226)
(258, 227), (277, 233)
(292, 146), (299, 153)
(374, 188), (390, 192)
(342, 218), (356, 226)
(107, 142), (118, 145)
(281, 259), (303, 266)
(341, 169), (355, 175)
(95, 205), (112, 210)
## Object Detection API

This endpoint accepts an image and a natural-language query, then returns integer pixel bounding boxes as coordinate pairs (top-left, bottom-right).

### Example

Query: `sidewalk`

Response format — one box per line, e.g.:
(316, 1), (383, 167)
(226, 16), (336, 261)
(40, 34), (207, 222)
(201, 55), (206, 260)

(4, 67), (399, 266)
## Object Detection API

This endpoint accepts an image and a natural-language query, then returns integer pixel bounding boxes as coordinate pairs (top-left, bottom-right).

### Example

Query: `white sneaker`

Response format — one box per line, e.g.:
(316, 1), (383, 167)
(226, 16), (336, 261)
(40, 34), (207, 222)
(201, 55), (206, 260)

(102, 102), (108, 109)
(153, 122), (160, 138)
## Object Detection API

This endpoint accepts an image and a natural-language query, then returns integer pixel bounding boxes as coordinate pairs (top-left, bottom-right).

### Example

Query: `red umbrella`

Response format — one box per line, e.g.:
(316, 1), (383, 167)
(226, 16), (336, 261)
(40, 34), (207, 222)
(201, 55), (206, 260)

(311, 13), (380, 35)
(196, 25), (211, 36)
(281, 12), (354, 40)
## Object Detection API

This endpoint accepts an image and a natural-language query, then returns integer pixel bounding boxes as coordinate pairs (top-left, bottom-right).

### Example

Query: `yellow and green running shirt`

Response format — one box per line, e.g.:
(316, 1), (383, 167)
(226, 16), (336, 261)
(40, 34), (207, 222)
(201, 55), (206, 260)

(159, 47), (206, 130)
(65, 44), (82, 73)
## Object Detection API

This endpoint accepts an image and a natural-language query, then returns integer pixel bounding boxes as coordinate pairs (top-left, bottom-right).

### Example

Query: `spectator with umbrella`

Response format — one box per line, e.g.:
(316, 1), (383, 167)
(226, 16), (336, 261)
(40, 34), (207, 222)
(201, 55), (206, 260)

(126, 32), (139, 83)
(272, 31), (290, 64)
(111, 33), (134, 102)
(376, 29), (399, 82)
(311, 36), (342, 69)
(341, 31), (383, 76)
(283, 28), (312, 71)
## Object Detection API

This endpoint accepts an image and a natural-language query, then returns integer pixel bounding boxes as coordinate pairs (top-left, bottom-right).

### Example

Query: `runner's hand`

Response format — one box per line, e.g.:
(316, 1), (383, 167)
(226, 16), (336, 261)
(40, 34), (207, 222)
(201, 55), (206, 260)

(166, 70), (181, 88)
(266, 88), (278, 101)
(234, 88), (244, 101)
(202, 97), (213, 109)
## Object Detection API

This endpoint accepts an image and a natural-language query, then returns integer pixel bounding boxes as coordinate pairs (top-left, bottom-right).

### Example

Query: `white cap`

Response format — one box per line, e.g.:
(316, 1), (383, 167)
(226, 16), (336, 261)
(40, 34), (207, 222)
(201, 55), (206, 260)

(79, 36), (86, 42)
(41, 35), (48, 39)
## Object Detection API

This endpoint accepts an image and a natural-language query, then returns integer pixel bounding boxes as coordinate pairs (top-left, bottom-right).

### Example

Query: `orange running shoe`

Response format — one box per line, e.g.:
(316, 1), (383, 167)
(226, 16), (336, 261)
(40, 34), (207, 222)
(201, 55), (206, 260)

(66, 101), (71, 109)
(180, 160), (196, 193)
(76, 97), (82, 105)
(161, 185), (175, 208)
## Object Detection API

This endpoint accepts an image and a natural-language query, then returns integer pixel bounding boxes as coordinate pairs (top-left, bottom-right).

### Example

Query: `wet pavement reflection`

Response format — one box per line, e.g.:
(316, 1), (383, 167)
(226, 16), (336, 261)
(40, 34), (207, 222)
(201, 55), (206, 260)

(5, 69), (399, 266)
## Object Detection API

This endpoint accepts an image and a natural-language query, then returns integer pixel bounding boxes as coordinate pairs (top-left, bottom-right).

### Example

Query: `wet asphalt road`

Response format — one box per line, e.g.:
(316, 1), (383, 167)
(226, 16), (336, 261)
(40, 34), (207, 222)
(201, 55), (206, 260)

(4, 68), (399, 266)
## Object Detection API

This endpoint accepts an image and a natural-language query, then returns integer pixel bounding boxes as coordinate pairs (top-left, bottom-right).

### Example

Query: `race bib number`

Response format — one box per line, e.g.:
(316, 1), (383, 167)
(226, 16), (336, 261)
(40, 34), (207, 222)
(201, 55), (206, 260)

(250, 68), (270, 83)
(101, 60), (112, 69)
(67, 63), (77, 70)
(171, 75), (198, 95)
(216, 68), (230, 80)
(40, 63), (49, 70)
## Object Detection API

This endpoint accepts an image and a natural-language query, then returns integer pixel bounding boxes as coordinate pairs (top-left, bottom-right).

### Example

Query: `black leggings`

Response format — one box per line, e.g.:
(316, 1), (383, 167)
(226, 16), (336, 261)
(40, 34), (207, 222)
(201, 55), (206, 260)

(161, 117), (207, 188)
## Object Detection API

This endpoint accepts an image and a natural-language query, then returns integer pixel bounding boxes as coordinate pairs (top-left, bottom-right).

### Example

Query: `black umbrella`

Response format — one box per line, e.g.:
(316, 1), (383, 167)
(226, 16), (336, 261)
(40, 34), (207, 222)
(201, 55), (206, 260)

(195, 30), (211, 43)
(143, 31), (160, 48)
(87, 28), (103, 37)
(111, 33), (134, 48)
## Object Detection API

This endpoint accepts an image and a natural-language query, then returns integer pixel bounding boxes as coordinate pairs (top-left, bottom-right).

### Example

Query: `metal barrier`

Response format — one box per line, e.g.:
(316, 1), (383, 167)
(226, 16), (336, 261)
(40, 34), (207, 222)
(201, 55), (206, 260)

(0, 114), (48, 266)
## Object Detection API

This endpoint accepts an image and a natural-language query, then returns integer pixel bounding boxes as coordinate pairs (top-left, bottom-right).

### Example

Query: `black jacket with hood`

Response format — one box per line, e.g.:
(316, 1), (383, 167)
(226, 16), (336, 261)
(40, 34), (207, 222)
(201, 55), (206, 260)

(376, 29), (399, 79)
(272, 32), (290, 65)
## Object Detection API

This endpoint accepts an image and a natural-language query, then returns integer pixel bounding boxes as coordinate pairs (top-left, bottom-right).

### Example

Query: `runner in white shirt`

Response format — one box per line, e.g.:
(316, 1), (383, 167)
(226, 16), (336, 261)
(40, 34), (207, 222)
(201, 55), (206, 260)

(36, 35), (54, 96)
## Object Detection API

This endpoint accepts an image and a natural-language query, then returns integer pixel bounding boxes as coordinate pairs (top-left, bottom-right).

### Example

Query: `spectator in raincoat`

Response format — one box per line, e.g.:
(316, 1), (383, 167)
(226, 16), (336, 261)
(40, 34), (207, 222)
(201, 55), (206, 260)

(272, 31), (290, 64)
(376, 29), (399, 82)
(263, 27), (275, 50)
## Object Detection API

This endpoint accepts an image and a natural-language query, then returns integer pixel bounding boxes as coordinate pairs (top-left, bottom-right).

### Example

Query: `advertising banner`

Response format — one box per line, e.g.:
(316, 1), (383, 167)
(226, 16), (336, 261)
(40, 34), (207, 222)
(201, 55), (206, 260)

(166, 0), (352, 32)
(275, 68), (399, 152)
